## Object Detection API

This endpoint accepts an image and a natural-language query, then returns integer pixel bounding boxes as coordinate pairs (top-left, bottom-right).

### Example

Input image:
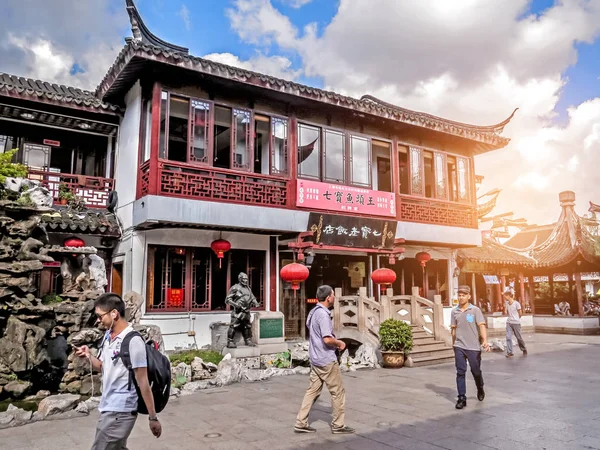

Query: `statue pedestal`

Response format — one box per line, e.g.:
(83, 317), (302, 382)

(257, 342), (289, 354)
(251, 311), (285, 345)
(221, 346), (260, 358)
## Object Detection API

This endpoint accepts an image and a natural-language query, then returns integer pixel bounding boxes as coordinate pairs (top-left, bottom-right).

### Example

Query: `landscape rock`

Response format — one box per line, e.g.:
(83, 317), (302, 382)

(80, 375), (102, 396)
(181, 380), (211, 394)
(0, 316), (47, 372)
(354, 343), (380, 368)
(404, 356), (414, 368)
(172, 363), (192, 383)
(69, 329), (103, 347)
(243, 370), (270, 382)
(75, 402), (89, 415)
(3, 380), (32, 398)
(37, 394), (81, 418)
(134, 324), (165, 353)
(490, 339), (507, 352)
(170, 387), (180, 397)
(83, 396), (100, 411)
(214, 356), (244, 386)
(191, 357), (213, 381)
(24, 186), (53, 208)
(35, 390), (51, 399)
(293, 366), (311, 376)
(66, 381), (82, 394)
(123, 291), (144, 325)
(291, 341), (310, 365)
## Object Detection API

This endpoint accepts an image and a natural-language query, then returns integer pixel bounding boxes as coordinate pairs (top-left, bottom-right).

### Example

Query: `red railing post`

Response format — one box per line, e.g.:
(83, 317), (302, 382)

(147, 83), (162, 196)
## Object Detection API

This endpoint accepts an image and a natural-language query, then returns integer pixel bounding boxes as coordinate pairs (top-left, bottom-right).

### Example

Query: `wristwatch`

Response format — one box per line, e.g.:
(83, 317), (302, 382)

(149, 416), (159, 422)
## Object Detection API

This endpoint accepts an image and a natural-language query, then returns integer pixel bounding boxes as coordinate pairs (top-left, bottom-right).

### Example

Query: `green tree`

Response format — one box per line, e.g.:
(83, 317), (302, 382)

(0, 149), (27, 185)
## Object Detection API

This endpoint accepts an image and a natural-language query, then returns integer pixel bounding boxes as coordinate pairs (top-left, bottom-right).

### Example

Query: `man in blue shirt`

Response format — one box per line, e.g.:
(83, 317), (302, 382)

(451, 285), (490, 410)
(294, 285), (355, 435)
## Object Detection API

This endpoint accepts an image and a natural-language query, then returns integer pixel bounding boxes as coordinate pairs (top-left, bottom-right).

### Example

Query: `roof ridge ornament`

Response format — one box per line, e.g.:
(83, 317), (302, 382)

(125, 0), (189, 54)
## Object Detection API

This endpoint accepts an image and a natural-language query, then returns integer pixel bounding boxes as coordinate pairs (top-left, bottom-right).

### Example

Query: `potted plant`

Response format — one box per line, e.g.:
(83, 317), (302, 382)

(379, 318), (413, 368)
(58, 183), (74, 205)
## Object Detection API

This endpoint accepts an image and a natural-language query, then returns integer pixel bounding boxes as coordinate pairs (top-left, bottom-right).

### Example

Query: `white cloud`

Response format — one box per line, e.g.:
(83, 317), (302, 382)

(280, 0), (313, 8)
(178, 4), (191, 31)
(0, 0), (127, 90)
(203, 52), (302, 81)
(226, 0), (600, 223)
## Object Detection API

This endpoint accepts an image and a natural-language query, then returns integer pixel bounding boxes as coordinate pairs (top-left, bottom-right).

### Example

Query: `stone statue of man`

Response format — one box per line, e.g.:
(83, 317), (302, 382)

(225, 272), (259, 348)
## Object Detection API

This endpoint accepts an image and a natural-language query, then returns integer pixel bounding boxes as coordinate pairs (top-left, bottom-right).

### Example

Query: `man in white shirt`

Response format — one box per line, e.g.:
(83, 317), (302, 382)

(503, 289), (528, 357)
(75, 293), (162, 449)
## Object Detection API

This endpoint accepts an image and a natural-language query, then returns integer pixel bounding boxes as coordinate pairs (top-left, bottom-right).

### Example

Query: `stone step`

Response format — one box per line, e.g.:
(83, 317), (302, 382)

(410, 355), (456, 367)
(411, 331), (431, 338)
(413, 340), (447, 350)
(412, 336), (436, 344)
(410, 345), (453, 358)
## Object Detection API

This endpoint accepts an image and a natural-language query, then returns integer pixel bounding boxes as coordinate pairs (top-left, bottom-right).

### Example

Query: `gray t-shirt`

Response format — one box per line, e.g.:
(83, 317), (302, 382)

(451, 304), (485, 351)
(506, 301), (522, 324)
(307, 303), (337, 368)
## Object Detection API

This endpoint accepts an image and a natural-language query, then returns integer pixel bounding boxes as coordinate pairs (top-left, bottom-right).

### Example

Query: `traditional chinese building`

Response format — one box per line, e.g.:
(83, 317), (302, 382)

(75, 0), (516, 348)
(458, 191), (600, 321)
(0, 1), (515, 349)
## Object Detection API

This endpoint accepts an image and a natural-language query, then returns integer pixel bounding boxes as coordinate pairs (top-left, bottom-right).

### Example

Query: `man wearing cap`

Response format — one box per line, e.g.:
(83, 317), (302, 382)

(451, 285), (490, 410)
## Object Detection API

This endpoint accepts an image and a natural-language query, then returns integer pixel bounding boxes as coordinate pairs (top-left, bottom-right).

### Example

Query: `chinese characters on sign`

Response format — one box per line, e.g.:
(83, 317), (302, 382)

(167, 288), (184, 308)
(297, 180), (396, 218)
(308, 213), (397, 250)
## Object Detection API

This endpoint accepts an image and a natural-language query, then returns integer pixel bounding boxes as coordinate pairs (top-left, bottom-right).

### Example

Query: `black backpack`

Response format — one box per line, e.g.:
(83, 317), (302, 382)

(119, 331), (171, 415)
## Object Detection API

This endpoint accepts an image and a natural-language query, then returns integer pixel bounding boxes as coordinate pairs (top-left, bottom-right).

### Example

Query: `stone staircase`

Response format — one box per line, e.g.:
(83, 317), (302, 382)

(409, 325), (455, 367)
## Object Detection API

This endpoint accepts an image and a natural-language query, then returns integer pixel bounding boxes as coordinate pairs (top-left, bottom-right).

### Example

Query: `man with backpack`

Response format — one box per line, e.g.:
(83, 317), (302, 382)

(75, 293), (163, 449)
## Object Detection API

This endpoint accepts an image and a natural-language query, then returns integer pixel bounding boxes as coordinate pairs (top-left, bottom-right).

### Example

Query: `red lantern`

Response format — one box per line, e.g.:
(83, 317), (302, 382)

(415, 251), (431, 270)
(210, 239), (231, 268)
(64, 237), (85, 248)
(280, 262), (309, 298)
(371, 268), (396, 293)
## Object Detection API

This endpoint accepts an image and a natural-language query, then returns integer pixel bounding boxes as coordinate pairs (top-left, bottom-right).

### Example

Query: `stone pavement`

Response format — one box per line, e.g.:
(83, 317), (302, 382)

(1, 333), (600, 450)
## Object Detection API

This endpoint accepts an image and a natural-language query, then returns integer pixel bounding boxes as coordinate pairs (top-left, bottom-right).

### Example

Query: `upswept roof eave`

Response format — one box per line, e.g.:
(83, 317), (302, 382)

(95, 41), (514, 149)
(0, 73), (121, 115)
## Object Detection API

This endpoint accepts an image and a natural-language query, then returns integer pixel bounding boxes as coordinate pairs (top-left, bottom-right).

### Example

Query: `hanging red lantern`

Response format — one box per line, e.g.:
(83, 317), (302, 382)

(371, 268), (396, 293)
(280, 262), (309, 298)
(64, 237), (85, 248)
(210, 238), (231, 268)
(415, 251), (431, 270)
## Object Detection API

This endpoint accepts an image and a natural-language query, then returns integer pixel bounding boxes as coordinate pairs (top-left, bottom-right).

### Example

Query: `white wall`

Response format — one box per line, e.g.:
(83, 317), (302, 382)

(114, 81), (142, 233)
(130, 229), (271, 350)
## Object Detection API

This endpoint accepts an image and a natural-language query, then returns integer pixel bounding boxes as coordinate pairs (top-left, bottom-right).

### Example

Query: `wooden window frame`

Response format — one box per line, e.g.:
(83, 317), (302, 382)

(146, 245), (267, 313)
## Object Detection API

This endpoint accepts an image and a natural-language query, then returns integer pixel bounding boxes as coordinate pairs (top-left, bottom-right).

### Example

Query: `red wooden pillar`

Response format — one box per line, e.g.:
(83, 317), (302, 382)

(391, 137), (401, 222)
(495, 282), (502, 312)
(500, 275), (506, 312)
(147, 83), (162, 196)
(269, 236), (277, 312)
(518, 272), (526, 304)
(287, 114), (298, 209)
(528, 274), (536, 315)
(575, 272), (584, 317)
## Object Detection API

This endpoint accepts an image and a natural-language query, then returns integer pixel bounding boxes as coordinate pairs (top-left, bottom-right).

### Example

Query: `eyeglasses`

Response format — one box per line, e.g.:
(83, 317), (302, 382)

(96, 311), (112, 320)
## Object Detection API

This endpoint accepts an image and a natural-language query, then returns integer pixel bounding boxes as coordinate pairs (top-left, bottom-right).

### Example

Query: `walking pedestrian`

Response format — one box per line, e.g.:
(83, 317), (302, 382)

(503, 289), (528, 357)
(294, 285), (355, 435)
(75, 293), (162, 449)
(451, 285), (490, 410)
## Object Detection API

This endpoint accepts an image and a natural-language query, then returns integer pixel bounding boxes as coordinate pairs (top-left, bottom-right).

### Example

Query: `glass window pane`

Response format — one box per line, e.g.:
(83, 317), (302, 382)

(434, 153), (447, 199)
(298, 124), (321, 179)
(190, 100), (210, 163)
(143, 100), (152, 162)
(233, 109), (252, 170)
(399, 146), (409, 194)
(214, 106), (232, 169)
(167, 96), (189, 163)
(350, 136), (370, 186)
(159, 92), (168, 159)
(254, 115), (270, 174)
(271, 117), (288, 175)
(447, 155), (458, 201)
(410, 147), (423, 195)
(324, 130), (345, 183)
(457, 157), (469, 201)
(423, 151), (434, 198)
(191, 248), (210, 310)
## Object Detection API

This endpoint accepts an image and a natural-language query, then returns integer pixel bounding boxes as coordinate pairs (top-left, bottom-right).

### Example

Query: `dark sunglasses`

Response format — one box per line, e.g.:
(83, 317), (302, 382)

(96, 310), (114, 320)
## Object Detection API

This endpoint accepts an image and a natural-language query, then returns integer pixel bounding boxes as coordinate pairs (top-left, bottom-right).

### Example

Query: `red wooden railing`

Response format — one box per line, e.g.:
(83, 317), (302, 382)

(152, 161), (289, 208)
(398, 195), (477, 228)
(27, 170), (114, 209)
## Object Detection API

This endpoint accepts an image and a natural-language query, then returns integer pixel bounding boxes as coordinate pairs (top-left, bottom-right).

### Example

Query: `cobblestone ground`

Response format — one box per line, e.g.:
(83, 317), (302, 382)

(0, 333), (599, 450)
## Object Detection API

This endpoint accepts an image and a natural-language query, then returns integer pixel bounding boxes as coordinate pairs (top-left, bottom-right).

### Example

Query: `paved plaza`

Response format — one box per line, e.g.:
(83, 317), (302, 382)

(0, 333), (599, 450)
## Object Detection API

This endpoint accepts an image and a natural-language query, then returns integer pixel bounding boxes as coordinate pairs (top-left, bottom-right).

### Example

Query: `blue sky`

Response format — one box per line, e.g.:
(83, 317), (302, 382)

(132, 0), (599, 125)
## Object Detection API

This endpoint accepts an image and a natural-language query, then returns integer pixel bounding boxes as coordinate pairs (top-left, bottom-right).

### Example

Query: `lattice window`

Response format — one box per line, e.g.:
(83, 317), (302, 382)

(189, 100), (211, 164)
(191, 248), (211, 310)
(270, 117), (288, 175)
(400, 199), (476, 228)
(434, 152), (447, 200)
(232, 109), (253, 171)
(457, 157), (470, 203)
(409, 146), (423, 195)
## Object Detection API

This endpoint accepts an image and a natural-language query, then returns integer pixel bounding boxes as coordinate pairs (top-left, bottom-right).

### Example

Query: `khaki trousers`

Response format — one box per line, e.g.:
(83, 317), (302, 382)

(91, 411), (138, 450)
(295, 361), (346, 429)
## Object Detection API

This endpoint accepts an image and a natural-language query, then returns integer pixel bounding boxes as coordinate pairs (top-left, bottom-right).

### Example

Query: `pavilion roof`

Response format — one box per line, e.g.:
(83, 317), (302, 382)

(459, 191), (600, 271)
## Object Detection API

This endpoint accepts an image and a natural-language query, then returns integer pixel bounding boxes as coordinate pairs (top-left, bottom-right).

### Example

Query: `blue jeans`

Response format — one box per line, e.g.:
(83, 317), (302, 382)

(454, 347), (483, 398)
(506, 323), (527, 354)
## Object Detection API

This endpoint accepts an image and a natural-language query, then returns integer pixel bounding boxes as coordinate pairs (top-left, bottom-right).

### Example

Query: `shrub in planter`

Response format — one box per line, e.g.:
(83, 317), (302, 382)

(379, 318), (413, 368)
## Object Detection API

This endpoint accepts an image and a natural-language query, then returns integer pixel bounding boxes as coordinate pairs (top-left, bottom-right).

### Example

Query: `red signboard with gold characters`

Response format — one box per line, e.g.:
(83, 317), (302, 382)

(167, 288), (184, 308)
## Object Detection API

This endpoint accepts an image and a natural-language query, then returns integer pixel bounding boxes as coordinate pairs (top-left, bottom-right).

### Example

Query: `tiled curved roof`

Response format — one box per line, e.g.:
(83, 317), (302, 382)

(39, 210), (120, 237)
(0, 73), (120, 114)
(458, 238), (536, 267)
(96, 40), (513, 149)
